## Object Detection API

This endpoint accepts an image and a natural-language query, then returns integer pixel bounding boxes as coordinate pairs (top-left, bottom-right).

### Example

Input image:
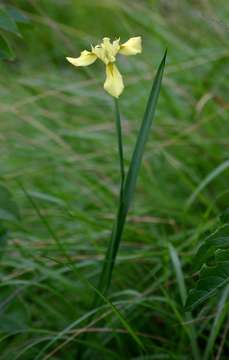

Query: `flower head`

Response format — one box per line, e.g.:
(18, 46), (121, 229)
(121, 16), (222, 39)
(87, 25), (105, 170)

(66, 36), (142, 98)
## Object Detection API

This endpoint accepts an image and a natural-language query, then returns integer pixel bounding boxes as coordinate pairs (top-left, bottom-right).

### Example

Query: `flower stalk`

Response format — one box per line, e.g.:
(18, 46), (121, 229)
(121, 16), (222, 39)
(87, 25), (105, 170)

(114, 98), (125, 199)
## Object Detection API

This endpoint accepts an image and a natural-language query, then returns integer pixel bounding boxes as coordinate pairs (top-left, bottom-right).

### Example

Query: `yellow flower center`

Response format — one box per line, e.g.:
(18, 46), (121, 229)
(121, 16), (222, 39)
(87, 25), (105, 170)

(92, 38), (120, 65)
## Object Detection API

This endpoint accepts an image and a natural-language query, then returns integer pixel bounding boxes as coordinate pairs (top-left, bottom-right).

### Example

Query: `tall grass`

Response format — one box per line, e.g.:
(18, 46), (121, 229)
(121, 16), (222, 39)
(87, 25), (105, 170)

(0, 0), (228, 358)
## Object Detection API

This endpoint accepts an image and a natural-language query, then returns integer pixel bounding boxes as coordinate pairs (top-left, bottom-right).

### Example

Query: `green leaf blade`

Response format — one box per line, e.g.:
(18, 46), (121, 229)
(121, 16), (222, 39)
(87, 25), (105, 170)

(97, 50), (167, 297)
(186, 220), (229, 311)
(123, 49), (167, 215)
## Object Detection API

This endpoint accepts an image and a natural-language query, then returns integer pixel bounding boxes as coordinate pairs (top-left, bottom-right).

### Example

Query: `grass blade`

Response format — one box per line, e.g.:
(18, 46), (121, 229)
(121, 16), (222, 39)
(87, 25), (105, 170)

(186, 160), (229, 208)
(169, 244), (187, 306)
(169, 244), (200, 360)
(203, 284), (229, 360)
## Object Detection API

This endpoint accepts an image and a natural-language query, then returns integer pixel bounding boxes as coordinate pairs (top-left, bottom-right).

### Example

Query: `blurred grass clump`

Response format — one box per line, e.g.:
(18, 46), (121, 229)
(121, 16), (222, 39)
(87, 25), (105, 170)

(0, 0), (228, 359)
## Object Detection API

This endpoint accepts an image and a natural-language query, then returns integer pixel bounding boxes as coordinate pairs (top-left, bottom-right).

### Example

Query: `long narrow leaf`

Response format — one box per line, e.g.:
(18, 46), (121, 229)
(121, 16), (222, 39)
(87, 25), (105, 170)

(203, 284), (229, 360)
(123, 49), (167, 214)
(98, 50), (167, 296)
(186, 160), (229, 207)
(169, 244), (200, 360)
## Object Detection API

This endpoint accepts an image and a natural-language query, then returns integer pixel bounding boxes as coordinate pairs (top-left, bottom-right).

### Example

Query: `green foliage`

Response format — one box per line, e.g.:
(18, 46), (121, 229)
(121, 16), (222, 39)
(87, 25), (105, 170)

(0, 0), (228, 358)
(0, 7), (20, 35)
(0, 184), (20, 222)
(0, 184), (20, 258)
(0, 225), (8, 252)
(0, 4), (28, 60)
(186, 212), (229, 311)
(0, 34), (14, 60)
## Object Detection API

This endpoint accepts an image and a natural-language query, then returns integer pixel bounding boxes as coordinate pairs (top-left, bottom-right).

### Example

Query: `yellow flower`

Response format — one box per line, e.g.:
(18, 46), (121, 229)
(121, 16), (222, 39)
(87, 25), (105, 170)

(66, 36), (142, 98)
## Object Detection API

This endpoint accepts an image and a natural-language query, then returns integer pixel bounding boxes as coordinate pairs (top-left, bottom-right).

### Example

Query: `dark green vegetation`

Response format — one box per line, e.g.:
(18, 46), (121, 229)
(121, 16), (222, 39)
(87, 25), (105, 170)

(0, 4), (29, 60)
(0, 0), (228, 359)
(186, 212), (229, 312)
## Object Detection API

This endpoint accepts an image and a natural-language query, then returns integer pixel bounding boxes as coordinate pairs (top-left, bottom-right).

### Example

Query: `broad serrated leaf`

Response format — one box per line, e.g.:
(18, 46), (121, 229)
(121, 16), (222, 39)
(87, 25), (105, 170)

(0, 184), (20, 222)
(186, 219), (229, 311)
(194, 224), (229, 270)
(0, 7), (20, 35)
(0, 34), (15, 60)
(215, 249), (229, 262)
(186, 261), (229, 311)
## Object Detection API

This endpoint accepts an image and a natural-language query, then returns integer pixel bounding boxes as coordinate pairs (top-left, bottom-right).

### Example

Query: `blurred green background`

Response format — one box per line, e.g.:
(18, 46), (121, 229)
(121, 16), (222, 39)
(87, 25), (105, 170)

(0, 0), (229, 359)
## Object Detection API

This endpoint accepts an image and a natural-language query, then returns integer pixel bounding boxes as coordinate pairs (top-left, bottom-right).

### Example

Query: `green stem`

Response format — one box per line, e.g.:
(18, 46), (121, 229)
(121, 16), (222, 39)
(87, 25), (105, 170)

(76, 98), (126, 358)
(114, 98), (125, 199)
(95, 98), (126, 301)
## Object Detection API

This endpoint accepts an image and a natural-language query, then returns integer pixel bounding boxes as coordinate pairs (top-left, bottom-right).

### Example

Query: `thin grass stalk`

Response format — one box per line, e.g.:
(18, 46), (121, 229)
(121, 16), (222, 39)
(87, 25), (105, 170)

(203, 285), (229, 360)
(94, 99), (125, 302)
(169, 244), (200, 360)
(114, 98), (125, 199)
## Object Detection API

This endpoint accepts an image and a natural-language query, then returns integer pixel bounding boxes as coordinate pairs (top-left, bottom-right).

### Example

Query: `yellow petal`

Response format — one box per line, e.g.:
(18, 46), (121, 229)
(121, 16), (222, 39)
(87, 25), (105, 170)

(119, 36), (142, 56)
(92, 45), (108, 64)
(104, 63), (124, 98)
(112, 38), (120, 54)
(66, 50), (97, 67)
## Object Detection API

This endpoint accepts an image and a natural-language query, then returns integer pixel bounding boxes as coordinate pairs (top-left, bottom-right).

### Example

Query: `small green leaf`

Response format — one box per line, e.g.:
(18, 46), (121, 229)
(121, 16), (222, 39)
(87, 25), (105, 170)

(0, 7), (20, 35)
(0, 34), (15, 60)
